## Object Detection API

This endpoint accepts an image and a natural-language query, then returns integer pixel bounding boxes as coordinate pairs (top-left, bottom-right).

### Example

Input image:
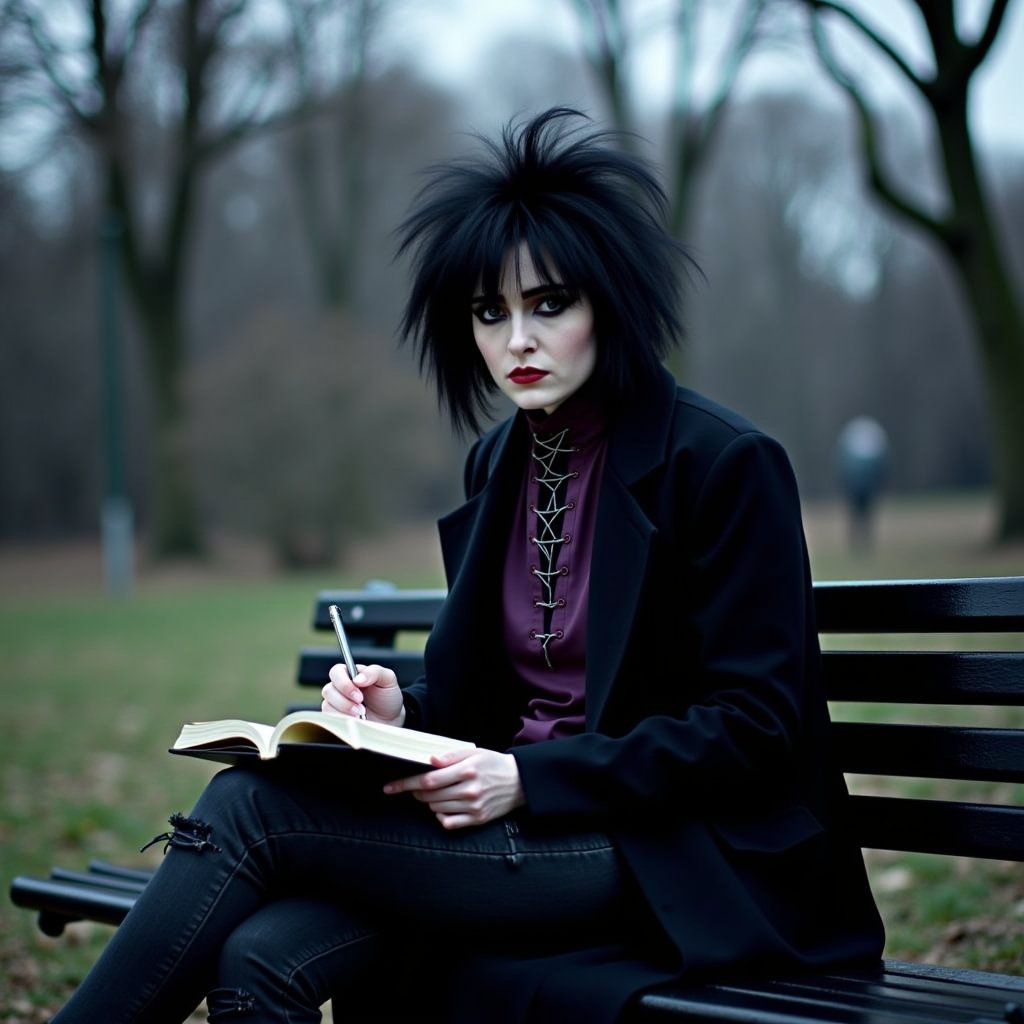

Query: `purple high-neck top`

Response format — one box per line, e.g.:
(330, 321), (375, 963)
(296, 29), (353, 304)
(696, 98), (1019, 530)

(503, 389), (609, 745)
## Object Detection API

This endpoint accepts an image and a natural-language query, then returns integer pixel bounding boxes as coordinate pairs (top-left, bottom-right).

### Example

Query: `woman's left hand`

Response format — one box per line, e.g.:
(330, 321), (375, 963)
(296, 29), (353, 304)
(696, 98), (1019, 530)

(383, 749), (525, 829)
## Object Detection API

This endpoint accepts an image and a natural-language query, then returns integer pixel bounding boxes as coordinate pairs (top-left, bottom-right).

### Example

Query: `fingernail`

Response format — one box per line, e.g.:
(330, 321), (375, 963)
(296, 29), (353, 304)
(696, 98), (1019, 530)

(354, 673), (366, 684)
(382, 783), (394, 794)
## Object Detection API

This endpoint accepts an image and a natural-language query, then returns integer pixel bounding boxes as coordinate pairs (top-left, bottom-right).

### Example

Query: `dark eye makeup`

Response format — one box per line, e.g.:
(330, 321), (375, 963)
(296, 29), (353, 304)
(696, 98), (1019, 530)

(535, 292), (574, 316)
(472, 302), (506, 325)
(471, 287), (578, 325)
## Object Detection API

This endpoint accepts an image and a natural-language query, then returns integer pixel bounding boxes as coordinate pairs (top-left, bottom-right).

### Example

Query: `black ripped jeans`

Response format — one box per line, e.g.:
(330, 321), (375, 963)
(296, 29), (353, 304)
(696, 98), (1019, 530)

(51, 761), (627, 1024)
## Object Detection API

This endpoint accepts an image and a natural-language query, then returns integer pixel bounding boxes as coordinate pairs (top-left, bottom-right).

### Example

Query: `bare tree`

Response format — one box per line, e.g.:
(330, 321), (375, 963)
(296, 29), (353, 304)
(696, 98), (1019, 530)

(3, 0), (342, 555)
(802, 0), (1024, 541)
(568, 0), (768, 236)
(280, 0), (388, 309)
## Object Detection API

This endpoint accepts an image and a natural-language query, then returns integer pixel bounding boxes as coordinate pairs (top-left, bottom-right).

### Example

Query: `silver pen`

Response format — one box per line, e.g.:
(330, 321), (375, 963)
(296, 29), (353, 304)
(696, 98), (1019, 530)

(328, 604), (365, 719)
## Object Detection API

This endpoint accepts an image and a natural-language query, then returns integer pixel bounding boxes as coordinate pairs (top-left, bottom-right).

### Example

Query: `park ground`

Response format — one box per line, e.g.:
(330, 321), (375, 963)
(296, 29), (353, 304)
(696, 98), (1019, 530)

(2, 492), (1024, 1022)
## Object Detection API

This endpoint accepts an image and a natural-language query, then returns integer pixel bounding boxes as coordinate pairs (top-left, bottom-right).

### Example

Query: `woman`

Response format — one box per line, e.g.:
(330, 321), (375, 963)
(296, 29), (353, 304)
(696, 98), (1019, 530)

(53, 108), (883, 1024)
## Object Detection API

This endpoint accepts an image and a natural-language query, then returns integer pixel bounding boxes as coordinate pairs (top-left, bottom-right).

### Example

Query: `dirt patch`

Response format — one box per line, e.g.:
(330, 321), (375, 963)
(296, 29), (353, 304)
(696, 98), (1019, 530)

(0, 523), (444, 601)
(3, 497), (1023, 602)
(804, 495), (1024, 579)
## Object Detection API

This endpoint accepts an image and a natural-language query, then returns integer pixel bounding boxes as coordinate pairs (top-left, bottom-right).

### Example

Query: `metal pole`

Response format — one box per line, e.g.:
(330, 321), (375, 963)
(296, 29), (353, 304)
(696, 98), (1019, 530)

(99, 208), (134, 594)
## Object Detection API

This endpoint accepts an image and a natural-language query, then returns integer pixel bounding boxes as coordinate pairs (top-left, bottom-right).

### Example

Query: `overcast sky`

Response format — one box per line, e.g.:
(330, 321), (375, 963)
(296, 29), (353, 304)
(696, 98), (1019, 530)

(388, 0), (1024, 151)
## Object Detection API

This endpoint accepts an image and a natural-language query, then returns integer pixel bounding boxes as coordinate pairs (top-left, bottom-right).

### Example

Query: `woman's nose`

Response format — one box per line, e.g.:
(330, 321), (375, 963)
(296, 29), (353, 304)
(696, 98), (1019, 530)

(507, 313), (536, 354)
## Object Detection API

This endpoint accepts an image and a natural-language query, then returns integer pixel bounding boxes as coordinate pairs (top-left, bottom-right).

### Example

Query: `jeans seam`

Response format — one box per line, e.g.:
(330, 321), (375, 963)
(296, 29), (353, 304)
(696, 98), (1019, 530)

(260, 826), (615, 859)
(128, 842), (265, 1020)
(282, 928), (380, 1023)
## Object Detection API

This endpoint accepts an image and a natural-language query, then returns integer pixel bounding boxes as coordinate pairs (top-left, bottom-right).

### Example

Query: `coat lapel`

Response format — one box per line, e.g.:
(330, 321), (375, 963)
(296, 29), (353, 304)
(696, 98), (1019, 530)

(436, 416), (525, 650)
(585, 367), (678, 729)
(427, 417), (527, 742)
(585, 475), (656, 729)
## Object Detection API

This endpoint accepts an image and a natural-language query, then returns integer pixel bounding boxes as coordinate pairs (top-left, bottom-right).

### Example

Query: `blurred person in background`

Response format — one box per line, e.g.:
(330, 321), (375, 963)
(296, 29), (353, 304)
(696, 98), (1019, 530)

(836, 416), (890, 550)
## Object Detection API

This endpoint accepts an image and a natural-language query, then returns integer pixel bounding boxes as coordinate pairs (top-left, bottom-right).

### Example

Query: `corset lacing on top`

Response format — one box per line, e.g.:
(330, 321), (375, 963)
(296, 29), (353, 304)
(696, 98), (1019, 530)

(530, 427), (579, 667)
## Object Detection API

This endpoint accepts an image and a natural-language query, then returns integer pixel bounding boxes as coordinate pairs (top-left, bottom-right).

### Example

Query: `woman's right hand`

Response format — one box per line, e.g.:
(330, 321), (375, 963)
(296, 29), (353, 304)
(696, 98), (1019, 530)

(322, 663), (405, 727)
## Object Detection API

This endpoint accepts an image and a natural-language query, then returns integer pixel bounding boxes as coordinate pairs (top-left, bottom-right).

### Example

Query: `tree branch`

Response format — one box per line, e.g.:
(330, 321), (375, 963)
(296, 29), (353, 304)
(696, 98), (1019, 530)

(569, 0), (602, 60)
(11, 3), (95, 131)
(962, 0), (1012, 76)
(130, 0), (160, 34)
(210, 0), (249, 48)
(116, 0), (160, 66)
(696, 0), (763, 152)
(808, 11), (957, 249)
(196, 0), (341, 165)
(200, 59), (279, 159)
(804, 0), (931, 100)
(570, 0), (630, 131)
(195, 93), (334, 164)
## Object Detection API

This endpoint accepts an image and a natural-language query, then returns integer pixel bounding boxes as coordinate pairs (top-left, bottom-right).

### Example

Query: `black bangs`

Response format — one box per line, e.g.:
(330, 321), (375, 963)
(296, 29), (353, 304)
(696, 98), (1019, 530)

(396, 107), (697, 436)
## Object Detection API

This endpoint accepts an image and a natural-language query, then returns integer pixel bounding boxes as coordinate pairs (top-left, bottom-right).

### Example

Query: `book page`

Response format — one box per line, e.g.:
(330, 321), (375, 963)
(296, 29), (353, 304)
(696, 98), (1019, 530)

(173, 719), (276, 756)
(272, 711), (473, 765)
(272, 715), (356, 749)
(172, 711), (476, 766)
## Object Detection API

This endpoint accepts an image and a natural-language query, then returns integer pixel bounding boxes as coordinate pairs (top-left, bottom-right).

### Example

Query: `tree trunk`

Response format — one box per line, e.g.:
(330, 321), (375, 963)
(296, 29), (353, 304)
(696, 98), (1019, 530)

(102, 155), (204, 556)
(141, 289), (205, 556)
(932, 93), (1024, 540)
(976, 314), (1024, 540)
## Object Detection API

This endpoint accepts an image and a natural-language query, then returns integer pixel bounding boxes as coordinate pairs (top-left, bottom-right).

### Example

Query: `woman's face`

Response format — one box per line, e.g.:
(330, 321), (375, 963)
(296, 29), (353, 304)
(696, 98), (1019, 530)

(472, 246), (597, 416)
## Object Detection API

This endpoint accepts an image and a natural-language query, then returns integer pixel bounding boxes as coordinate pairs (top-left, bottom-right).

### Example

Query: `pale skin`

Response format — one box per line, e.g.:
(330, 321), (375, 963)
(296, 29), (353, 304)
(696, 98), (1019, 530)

(320, 663), (525, 830)
(322, 245), (598, 830)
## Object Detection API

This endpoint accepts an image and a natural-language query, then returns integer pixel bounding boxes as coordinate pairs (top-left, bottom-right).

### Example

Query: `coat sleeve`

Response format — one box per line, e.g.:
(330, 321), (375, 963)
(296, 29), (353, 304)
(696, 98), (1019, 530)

(511, 430), (816, 820)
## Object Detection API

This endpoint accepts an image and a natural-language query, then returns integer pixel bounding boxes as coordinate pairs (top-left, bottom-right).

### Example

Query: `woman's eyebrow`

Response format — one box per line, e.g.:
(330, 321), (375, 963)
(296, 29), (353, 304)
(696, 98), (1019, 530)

(522, 284), (566, 299)
(471, 284), (567, 303)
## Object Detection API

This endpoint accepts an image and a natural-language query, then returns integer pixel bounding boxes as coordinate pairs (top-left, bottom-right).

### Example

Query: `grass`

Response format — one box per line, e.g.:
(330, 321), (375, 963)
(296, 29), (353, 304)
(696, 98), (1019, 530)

(0, 583), (322, 1020)
(2, 494), (1024, 1020)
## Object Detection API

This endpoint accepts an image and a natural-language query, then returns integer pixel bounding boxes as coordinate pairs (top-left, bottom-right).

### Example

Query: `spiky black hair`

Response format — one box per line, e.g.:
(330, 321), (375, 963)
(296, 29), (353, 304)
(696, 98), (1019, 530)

(396, 107), (696, 435)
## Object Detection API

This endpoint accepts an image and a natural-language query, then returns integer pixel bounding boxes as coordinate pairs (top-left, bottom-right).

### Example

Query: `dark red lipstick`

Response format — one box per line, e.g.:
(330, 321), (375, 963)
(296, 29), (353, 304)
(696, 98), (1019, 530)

(508, 367), (549, 385)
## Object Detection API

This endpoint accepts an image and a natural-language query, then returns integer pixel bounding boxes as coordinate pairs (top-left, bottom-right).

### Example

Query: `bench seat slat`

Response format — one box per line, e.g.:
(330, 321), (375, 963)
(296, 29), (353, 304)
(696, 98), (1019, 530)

(848, 795), (1024, 860)
(764, 970), (1011, 1012)
(878, 958), (1024, 995)
(636, 984), (960, 1023)
(832, 722), (1024, 782)
(87, 860), (155, 884)
(689, 983), (982, 1021)
(10, 876), (137, 931)
(823, 651), (1024, 705)
(50, 868), (149, 895)
(636, 963), (1019, 1022)
(637, 961), (1024, 1023)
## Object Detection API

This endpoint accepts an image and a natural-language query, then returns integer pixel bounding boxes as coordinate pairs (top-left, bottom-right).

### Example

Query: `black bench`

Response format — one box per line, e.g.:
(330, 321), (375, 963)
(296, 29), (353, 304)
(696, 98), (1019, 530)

(11, 577), (1024, 1022)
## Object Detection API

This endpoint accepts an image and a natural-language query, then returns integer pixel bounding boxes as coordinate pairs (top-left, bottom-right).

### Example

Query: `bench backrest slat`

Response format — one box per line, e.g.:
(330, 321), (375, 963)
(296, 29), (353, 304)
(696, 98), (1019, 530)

(832, 722), (1024, 783)
(314, 590), (446, 634)
(301, 649), (1024, 709)
(315, 580), (1024, 635)
(822, 651), (1024, 705)
(848, 795), (1024, 861)
(298, 647), (426, 688)
(814, 577), (1024, 633)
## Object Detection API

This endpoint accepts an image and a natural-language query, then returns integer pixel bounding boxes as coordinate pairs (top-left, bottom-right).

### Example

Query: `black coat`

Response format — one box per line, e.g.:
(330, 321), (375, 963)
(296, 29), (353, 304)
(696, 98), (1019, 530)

(403, 367), (884, 1021)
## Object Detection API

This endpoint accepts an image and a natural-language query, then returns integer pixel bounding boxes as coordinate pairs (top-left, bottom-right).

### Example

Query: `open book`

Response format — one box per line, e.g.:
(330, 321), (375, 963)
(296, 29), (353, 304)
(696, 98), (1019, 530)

(171, 710), (474, 767)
